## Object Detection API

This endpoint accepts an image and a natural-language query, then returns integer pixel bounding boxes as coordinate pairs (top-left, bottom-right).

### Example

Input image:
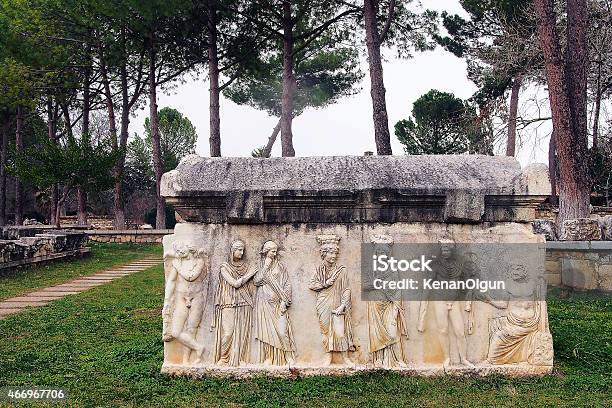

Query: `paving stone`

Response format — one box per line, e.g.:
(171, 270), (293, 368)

(70, 281), (112, 286)
(0, 300), (47, 308)
(10, 296), (59, 302)
(43, 284), (89, 292)
(26, 291), (69, 298)
(93, 273), (131, 277)
(0, 308), (22, 316)
(40, 291), (80, 295)
(73, 277), (115, 280)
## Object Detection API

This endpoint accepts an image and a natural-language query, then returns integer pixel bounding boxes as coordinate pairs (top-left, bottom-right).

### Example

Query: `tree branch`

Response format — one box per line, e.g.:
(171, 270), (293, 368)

(379, 0), (396, 43)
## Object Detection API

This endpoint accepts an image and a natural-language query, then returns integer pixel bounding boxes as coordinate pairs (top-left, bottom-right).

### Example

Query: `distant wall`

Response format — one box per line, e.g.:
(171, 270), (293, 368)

(86, 229), (173, 244)
(60, 216), (126, 230)
(537, 205), (612, 222)
(545, 241), (612, 291)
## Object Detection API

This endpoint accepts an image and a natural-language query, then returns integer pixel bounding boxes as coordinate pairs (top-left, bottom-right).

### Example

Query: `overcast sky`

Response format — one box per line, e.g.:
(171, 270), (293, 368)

(132, 0), (551, 168)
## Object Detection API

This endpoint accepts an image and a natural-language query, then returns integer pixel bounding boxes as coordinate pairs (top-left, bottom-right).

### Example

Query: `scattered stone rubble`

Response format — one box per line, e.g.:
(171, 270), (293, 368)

(533, 215), (612, 241)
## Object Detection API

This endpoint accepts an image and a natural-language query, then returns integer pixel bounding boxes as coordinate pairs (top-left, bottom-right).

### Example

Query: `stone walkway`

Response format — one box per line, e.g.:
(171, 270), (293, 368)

(0, 258), (162, 320)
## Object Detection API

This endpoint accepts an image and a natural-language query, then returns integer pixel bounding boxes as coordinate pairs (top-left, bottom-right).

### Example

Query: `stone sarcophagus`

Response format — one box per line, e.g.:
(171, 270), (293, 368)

(160, 155), (554, 377)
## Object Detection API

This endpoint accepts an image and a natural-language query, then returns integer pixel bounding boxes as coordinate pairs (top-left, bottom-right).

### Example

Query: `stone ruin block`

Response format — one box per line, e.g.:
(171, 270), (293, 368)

(159, 155), (553, 378)
(532, 219), (557, 241)
(0, 230), (88, 270)
(601, 215), (612, 240)
(0, 240), (22, 263)
(560, 218), (603, 241)
(1, 225), (55, 240)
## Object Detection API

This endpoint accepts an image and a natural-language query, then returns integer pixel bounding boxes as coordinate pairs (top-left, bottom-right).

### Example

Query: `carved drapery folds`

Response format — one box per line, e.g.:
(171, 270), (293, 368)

(161, 228), (554, 375)
(212, 239), (256, 366)
(367, 234), (409, 368)
(309, 235), (355, 366)
(253, 240), (296, 365)
(160, 154), (554, 376)
(485, 266), (554, 366)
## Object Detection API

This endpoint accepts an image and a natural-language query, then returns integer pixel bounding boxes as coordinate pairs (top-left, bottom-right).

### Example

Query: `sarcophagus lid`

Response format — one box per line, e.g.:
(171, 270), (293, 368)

(161, 155), (550, 224)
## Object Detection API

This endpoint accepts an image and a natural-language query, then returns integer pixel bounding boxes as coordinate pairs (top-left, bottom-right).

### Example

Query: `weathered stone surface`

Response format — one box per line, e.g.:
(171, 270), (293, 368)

(597, 264), (612, 291)
(602, 215), (612, 240)
(544, 273), (561, 286)
(560, 218), (603, 241)
(161, 222), (552, 377)
(161, 155), (548, 224)
(443, 190), (484, 223)
(533, 219), (557, 241)
(520, 163), (552, 195)
(561, 258), (598, 290)
(163, 154), (525, 195)
(161, 155), (553, 377)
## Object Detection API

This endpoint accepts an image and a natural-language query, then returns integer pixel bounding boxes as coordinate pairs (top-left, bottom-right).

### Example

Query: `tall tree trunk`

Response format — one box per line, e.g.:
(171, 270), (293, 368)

(55, 186), (70, 229)
(149, 45), (165, 229)
(100, 59), (118, 149)
(114, 60), (131, 230)
(47, 96), (58, 226)
(77, 62), (91, 226)
(592, 77), (602, 150)
(280, 0), (296, 157)
(208, 2), (221, 157)
(14, 107), (24, 225)
(364, 0), (393, 155)
(0, 116), (8, 226)
(506, 76), (522, 157)
(263, 119), (281, 158)
(564, 0), (591, 219)
(76, 190), (87, 225)
(59, 103), (72, 223)
(549, 131), (558, 205)
(100, 57), (123, 228)
(534, 0), (590, 224)
(61, 102), (73, 138)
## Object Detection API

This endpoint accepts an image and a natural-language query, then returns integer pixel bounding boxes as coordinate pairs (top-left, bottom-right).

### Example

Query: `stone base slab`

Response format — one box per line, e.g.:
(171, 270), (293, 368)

(161, 363), (553, 379)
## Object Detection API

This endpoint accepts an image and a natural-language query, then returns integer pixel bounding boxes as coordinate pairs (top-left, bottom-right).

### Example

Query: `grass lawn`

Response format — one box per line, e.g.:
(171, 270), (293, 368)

(0, 257), (610, 407)
(0, 242), (162, 301)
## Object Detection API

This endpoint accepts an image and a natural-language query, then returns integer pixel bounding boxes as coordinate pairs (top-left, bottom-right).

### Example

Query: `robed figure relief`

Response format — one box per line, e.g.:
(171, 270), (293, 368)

(367, 234), (409, 368)
(309, 235), (355, 366)
(212, 239), (257, 366)
(253, 240), (296, 365)
(163, 242), (208, 364)
(485, 264), (553, 366)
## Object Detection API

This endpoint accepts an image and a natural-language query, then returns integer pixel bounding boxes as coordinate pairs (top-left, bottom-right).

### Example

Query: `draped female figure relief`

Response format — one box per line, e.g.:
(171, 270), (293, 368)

(253, 240), (296, 365)
(212, 239), (257, 366)
(309, 235), (355, 366)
